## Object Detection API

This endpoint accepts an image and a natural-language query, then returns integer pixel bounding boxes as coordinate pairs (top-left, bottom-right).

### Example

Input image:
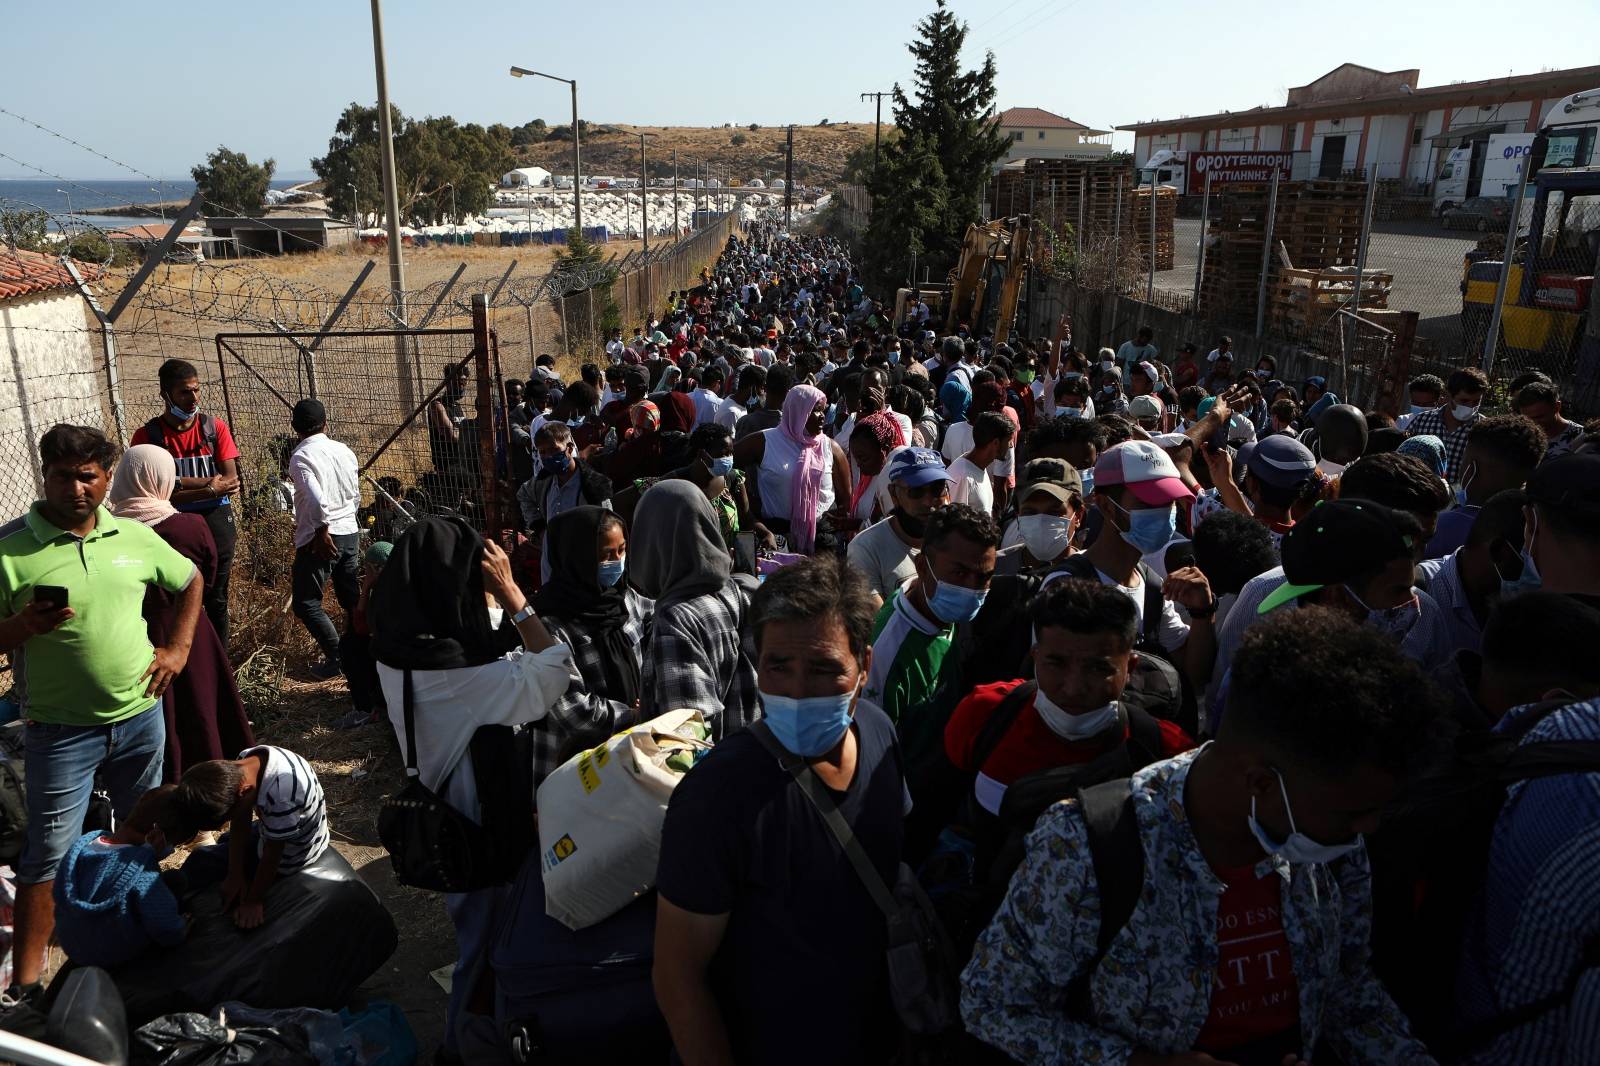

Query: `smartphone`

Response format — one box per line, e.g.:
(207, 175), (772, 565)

(33, 585), (68, 610)
(1206, 422), (1229, 453)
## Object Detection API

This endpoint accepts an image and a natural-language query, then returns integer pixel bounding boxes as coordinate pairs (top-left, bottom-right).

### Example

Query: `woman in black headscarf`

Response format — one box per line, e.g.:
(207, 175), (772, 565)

(530, 506), (652, 784)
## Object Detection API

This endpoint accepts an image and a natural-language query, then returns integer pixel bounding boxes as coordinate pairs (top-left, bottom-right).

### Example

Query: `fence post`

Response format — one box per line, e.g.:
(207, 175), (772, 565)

(1193, 172), (1212, 312)
(1113, 173), (1123, 290)
(557, 291), (572, 356)
(61, 259), (126, 442)
(1077, 174), (1085, 260)
(1345, 164), (1380, 397)
(524, 302), (537, 371)
(1147, 177), (1157, 303)
(1254, 170), (1280, 339)
(471, 294), (500, 534)
(1481, 161), (1530, 375)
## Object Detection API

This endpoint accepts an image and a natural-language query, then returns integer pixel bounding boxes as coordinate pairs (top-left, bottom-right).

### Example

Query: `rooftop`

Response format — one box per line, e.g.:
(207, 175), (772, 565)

(0, 247), (99, 302)
(999, 107), (1092, 131)
(1116, 62), (1600, 133)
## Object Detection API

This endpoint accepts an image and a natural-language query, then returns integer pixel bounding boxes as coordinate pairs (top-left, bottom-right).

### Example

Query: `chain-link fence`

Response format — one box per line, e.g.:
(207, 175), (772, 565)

(1025, 164), (1600, 417)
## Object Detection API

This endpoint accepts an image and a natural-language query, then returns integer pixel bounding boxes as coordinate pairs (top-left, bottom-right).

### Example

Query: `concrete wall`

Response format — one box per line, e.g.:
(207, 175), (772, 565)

(0, 291), (105, 516)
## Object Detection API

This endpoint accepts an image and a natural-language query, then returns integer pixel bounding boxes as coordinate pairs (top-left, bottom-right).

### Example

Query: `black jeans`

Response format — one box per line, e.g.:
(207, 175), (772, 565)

(291, 532), (360, 661)
(202, 505), (236, 651)
(338, 630), (385, 714)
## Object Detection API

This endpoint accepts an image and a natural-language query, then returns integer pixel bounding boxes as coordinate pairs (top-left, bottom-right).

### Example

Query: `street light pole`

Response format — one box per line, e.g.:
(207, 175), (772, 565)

(446, 182), (456, 225)
(510, 66), (582, 237)
(370, 0), (410, 406)
(55, 188), (73, 231)
(347, 183), (359, 232)
(672, 148), (680, 238)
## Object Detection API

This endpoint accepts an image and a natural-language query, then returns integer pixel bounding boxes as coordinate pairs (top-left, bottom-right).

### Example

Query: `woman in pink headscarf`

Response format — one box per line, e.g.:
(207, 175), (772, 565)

(732, 384), (851, 554)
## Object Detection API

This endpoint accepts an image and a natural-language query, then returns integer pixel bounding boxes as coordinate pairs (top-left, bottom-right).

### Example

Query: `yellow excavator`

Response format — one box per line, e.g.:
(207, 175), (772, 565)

(892, 215), (1036, 342)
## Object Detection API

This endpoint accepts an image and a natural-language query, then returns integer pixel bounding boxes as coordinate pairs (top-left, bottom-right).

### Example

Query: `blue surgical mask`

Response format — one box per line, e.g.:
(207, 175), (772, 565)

(1346, 585), (1421, 642)
(708, 455), (734, 478)
(759, 683), (859, 757)
(887, 350), (901, 365)
(1249, 767), (1363, 864)
(1454, 463), (1476, 509)
(1112, 500), (1177, 556)
(926, 573), (988, 624)
(1078, 467), (1095, 495)
(542, 451), (572, 476)
(597, 559), (626, 587)
(168, 402), (195, 422)
(1061, 405), (1085, 419)
(1495, 549), (1541, 600)
(1409, 404), (1428, 416)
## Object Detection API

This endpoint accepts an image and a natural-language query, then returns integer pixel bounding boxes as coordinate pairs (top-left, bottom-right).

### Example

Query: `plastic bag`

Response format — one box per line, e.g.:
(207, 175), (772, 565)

(132, 1012), (318, 1066)
(337, 1001), (417, 1066)
(214, 1005), (343, 1066)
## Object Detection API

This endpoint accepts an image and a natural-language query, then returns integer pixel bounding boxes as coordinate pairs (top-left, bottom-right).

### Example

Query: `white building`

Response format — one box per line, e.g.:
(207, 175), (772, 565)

(1120, 62), (1600, 195)
(997, 107), (1114, 166)
(502, 166), (553, 188)
(0, 250), (107, 515)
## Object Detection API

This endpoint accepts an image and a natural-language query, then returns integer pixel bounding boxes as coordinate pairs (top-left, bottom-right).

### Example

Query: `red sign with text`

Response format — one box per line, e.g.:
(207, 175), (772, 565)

(1186, 151), (1295, 189)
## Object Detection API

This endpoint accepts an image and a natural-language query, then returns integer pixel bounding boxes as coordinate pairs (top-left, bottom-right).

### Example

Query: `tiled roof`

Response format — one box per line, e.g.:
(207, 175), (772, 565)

(0, 247), (98, 301)
(998, 107), (1088, 130)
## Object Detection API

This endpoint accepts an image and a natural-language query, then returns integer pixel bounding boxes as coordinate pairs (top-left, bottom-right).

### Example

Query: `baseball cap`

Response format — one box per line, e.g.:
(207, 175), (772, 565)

(1015, 457), (1083, 506)
(1256, 499), (1415, 615)
(291, 398), (326, 434)
(1151, 432), (1191, 451)
(1527, 452), (1600, 517)
(1129, 395), (1163, 422)
(1243, 434), (1317, 489)
(1137, 361), (1161, 385)
(1092, 440), (1192, 506)
(364, 541), (394, 567)
(888, 447), (953, 487)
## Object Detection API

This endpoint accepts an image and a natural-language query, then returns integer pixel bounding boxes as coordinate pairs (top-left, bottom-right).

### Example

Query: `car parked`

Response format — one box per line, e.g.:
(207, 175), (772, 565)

(1442, 196), (1511, 232)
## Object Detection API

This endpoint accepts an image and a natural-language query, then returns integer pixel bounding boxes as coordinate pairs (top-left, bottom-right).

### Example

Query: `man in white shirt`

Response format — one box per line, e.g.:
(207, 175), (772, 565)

(287, 399), (362, 679)
(715, 364), (767, 431)
(691, 366), (726, 429)
(1115, 326), (1158, 377)
(604, 328), (627, 365)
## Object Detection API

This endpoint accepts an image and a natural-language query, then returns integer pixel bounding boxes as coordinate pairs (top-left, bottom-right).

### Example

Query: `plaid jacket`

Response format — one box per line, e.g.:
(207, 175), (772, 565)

(641, 582), (760, 738)
(532, 589), (652, 788)
(1404, 406), (1477, 484)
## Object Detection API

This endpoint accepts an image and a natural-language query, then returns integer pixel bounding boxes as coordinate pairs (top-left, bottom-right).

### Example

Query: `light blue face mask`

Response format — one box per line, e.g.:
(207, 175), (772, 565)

(597, 559), (626, 588)
(1248, 767), (1363, 865)
(168, 402), (196, 422)
(1453, 463), (1476, 509)
(1111, 499), (1176, 556)
(760, 683), (858, 757)
(926, 574), (988, 624)
(1078, 466), (1095, 494)
(708, 455), (734, 478)
(1409, 404), (1428, 416)
(887, 350), (901, 365)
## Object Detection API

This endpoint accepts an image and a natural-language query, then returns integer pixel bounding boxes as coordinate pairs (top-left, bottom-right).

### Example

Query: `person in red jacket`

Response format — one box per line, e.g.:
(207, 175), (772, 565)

(946, 575), (1192, 818)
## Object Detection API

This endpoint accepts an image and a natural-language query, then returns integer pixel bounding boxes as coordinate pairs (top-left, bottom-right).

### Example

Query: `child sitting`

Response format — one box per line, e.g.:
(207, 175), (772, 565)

(53, 784), (197, 967)
(177, 745), (329, 929)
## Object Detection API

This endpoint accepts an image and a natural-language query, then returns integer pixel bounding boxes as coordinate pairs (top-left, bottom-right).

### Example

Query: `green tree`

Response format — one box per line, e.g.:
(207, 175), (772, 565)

(311, 104), (514, 227)
(0, 209), (50, 253)
(192, 146), (275, 216)
(731, 133), (748, 147)
(864, 0), (1007, 292)
(553, 229), (620, 344)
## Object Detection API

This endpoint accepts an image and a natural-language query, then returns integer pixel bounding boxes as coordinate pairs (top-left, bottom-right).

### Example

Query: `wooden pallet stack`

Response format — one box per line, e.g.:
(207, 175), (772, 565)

(1198, 179), (1368, 323)
(1268, 266), (1393, 335)
(1131, 185), (1177, 270)
(989, 159), (1148, 243)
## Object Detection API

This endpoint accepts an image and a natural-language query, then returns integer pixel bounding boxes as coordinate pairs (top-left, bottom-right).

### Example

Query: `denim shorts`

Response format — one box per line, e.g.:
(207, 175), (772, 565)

(18, 702), (165, 885)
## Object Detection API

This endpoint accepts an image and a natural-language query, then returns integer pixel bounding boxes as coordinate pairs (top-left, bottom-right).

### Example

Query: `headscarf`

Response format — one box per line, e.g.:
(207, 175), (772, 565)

(535, 507), (639, 705)
(939, 376), (971, 423)
(1397, 434), (1447, 478)
(626, 480), (730, 608)
(657, 390), (698, 434)
(107, 443), (179, 527)
(777, 384), (828, 554)
(628, 399), (660, 438)
(847, 412), (905, 516)
(370, 515), (501, 670)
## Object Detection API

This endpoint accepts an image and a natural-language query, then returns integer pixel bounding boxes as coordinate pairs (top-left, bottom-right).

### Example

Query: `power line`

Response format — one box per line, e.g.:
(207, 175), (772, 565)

(0, 107), (176, 190)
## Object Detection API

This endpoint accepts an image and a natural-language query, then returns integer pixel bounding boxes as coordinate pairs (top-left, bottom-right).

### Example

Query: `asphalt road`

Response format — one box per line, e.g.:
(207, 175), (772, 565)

(1151, 217), (1480, 355)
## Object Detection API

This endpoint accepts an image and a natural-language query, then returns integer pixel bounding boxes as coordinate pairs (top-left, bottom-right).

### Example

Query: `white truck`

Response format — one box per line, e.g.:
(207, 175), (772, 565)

(1433, 132), (1536, 215)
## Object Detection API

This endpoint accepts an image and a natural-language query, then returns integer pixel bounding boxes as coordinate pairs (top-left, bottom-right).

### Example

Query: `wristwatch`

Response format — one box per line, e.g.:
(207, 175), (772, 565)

(511, 603), (538, 626)
(1187, 597), (1218, 620)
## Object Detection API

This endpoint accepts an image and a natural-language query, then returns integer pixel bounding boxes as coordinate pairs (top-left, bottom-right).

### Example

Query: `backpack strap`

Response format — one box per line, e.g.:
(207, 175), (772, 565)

(399, 669), (421, 777)
(198, 412), (218, 452)
(1134, 562), (1163, 651)
(143, 416), (167, 449)
(1064, 778), (1144, 1021)
(749, 720), (898, 919)
(1123, 705), (1165, 767)
(968, 682), (1038, 779)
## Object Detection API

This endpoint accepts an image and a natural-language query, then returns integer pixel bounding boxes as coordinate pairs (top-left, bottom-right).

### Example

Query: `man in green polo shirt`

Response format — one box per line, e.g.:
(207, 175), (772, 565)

(0, 424), (200, 1005)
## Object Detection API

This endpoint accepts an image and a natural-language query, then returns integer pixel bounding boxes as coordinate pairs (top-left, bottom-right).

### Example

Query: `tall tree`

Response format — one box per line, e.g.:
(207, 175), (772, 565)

(192, 146), (275, 215)
(863, 0), (1007, 293)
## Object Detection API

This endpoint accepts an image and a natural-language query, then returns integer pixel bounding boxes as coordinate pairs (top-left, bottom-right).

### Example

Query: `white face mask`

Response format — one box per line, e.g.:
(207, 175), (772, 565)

(1033, 686), (1121, 741)
(1451, 401), (1481, 421)
(1017, 513), (1074, 562)
(1248, 767), (1363, 865)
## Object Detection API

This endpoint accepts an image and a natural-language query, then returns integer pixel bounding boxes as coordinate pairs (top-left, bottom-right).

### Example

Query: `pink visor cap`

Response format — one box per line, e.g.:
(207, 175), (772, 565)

(1092, 440), (1193, 506)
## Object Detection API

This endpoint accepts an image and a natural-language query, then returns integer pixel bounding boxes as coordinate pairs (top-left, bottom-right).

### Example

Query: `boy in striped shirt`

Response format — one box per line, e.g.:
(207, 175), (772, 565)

(177, 745), (329, 929)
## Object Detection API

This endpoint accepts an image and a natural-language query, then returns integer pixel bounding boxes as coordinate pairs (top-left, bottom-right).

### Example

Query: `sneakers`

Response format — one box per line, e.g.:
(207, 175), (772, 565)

(308, 659), (344, 681)
(334, 708), (381, 730)
(0, 981), (44, 1011)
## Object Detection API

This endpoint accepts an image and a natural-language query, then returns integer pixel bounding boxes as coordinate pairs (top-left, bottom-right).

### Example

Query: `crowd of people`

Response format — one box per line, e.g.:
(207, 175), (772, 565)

(3, 219), (1600, 1066)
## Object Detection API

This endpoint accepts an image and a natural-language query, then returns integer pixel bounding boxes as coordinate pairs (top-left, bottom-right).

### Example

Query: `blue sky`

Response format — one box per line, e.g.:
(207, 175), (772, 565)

(4, 0), (1598, 179)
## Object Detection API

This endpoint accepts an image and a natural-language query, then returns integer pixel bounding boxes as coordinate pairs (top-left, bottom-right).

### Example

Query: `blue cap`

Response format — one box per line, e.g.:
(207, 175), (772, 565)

(888, 447), (953, 487)
(1244, 434), (1317, 488)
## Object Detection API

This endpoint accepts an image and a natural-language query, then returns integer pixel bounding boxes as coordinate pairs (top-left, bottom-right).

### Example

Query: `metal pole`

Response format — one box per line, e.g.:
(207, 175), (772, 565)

(1077, 173), (1085, 258)
(673, 149), (680, 238)
(1254, 169), (1280, 338)
(370, 0), (410, 407)
(640, 133), (649, 256)
(62, 260), (125, 441)
(1482, 161), (1530, 374)
(449, 183), (456, 225)
(571, 80), (583, 237)
(1192, 171), (1212, 310)
(1347, 163), (1380, 397)
(785, 125), (795, 232)
(524, 302), (536, 366)
(1113, 173), (1123, 289)
(1147, 176), (1158, 302)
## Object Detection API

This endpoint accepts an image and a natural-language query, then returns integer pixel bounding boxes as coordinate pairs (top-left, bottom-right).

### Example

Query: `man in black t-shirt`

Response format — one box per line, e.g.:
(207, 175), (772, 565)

(654, 557), (907, 1066)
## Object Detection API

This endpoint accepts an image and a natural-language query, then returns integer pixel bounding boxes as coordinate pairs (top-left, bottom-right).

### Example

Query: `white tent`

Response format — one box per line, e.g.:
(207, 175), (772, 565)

(502, 166), (552, 188)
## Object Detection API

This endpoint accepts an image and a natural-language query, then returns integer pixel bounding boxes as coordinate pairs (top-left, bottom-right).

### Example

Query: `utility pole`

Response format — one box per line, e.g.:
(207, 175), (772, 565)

(672, 148), (680, 238)
(639, 132), (654, 254)
(347, 182), (359, 232)
(860, 91), (891, 181)
(784, 125), (795, 232)
(369, 0), (410, 406)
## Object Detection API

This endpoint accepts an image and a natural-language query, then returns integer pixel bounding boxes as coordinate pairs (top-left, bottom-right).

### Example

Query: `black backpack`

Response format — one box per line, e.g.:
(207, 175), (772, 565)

(143, 413), (219, 455)
(1367, 697), (1600, 1059)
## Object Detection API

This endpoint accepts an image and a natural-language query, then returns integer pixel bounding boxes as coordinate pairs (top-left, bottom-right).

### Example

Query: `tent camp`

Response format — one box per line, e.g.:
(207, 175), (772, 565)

(502, 166), (553, 188)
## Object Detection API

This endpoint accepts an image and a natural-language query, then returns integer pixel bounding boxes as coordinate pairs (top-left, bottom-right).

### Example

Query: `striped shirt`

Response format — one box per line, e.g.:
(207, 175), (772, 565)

(242, 745), (329, 873)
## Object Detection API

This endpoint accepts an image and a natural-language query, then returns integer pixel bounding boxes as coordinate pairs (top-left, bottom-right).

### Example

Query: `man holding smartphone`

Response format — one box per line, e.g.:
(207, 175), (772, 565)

(0, 424), (201, 1007)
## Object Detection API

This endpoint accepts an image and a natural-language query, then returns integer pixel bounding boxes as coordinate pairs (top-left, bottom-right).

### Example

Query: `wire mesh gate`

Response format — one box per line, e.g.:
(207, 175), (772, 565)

(214, 299), (508, 536)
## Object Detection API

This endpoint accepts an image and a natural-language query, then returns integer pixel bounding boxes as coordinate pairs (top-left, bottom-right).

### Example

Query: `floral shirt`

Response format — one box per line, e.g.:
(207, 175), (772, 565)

(961, 747), (1435, 1065)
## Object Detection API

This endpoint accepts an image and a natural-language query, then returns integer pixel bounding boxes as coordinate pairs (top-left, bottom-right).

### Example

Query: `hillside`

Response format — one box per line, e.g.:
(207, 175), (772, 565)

(511, 122), (885, 189)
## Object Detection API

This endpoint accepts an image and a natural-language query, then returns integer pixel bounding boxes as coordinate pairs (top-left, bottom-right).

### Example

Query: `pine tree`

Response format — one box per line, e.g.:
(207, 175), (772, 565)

(863, 0), (1008, 294)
